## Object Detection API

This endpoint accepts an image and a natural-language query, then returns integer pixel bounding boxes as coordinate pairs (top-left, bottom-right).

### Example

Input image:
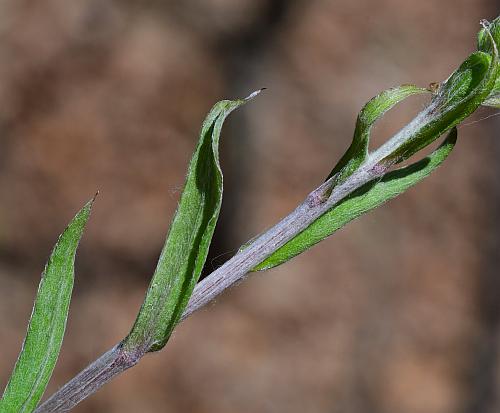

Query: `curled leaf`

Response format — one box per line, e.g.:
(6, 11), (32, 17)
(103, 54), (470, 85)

(327, 85), (427, 183)
(385, 44), (498, 163)
(123, 92), (260, 353)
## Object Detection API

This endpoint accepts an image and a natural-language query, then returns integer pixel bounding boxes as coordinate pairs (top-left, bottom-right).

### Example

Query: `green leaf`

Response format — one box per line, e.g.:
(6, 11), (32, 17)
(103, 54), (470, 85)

(326, 85), (427, 183)
(123, 92), (260, 353)
(252, 128), (457, 271)
(0, 198), (95, 413)
(386, 47), (498, 163)
(239, 86), (427, 256)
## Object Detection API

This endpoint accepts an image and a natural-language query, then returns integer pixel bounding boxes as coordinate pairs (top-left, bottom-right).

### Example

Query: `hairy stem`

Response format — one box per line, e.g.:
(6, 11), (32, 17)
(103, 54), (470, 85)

(34, 345), (143, 413)
(181, 103), (439, 319)
(36, 100), (441, 413)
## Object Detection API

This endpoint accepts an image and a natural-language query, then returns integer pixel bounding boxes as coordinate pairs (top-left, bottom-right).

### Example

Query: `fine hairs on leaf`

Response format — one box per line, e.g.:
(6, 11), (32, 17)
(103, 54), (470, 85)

(0, 16), (499, 413)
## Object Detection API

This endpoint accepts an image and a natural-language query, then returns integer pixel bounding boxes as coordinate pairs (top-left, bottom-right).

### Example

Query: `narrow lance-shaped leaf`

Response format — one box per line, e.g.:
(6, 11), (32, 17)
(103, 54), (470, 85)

(326, 85), (427, 183)
(252, 128), (457, 271)
(0, 198), (95, 413)
(122, 91), (261, 353)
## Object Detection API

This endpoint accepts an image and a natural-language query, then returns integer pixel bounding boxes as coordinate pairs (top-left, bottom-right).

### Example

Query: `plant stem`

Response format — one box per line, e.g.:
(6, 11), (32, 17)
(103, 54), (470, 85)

(33, 345), (143, 413)
(36, 101), (439, 413)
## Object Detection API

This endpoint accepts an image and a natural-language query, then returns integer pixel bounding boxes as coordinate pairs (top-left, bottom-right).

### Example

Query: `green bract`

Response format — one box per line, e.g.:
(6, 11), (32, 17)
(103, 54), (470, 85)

(122, 93), (259, 352)
(0, 199), (94, 413)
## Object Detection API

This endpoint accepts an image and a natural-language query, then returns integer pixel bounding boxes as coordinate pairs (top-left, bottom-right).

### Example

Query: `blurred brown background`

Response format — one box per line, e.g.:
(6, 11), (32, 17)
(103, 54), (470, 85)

(1, 1), (500, 412)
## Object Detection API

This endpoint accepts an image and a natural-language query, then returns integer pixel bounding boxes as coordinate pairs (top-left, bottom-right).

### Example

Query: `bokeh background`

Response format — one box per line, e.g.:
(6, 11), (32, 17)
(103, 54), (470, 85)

(1, 1), (500, 412)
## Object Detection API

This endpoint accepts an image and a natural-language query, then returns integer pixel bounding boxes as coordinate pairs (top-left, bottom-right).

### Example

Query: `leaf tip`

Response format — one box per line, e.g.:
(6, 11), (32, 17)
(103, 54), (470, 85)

(81, 191), (99, 214)
(244, 88), (266, 101)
